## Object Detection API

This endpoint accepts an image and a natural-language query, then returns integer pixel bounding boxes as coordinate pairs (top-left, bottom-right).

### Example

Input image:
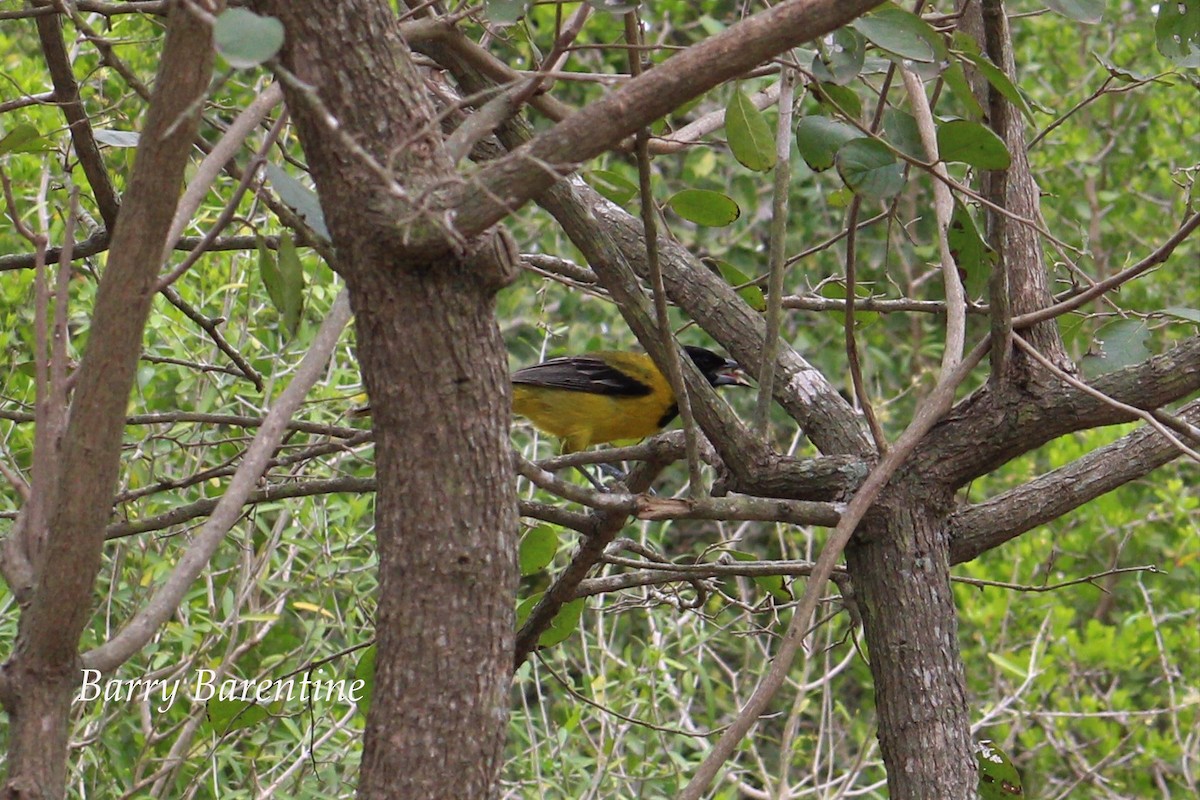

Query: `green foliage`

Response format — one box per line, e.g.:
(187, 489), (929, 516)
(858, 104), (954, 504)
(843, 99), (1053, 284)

(214, 9), (285, 69)
(0, 1), (1195, 798)
(725, 86), (777, 172)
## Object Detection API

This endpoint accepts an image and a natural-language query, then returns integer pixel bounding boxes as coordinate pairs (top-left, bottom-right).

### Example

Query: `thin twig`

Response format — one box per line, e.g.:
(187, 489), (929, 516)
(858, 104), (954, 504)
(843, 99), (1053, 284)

(754, 66), (795, 436)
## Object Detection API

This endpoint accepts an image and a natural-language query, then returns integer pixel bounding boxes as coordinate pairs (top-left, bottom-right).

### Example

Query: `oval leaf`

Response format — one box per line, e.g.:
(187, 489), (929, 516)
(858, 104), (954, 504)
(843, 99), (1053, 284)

(276, 233), (306, 337)
(519, 526), (558, 576)
(667, 189), (741, 227)
(587, 169), (638, 205)
(936, 119), (1011, 169)
(214, 8), (284, 69)
(952, 40), (1036, 124)
(812, 28), (866, 85)
(851, 4), (942, 63)
(795, 116), (862, 171)
(948, 200), (995, 299)
(1156, 0), (1200, 66)
(835, 139), (905, 199)
(354, 645), (376, 712)
(715, 261), (767, 312)
(1082, 319), (1152, 378)
(0, 123), (46, 155)
(726, 87), (777, 172)
(538, 598), (585, 648)
(976, 739), (1025, 798)
(265, 163), (331, 241)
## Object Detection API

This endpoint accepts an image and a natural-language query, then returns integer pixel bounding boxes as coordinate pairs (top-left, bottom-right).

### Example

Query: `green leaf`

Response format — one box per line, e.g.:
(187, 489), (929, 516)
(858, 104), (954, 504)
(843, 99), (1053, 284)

(488, 0), (530, 26)
(214, 8), (284, 68)
(1082, 319), (1152, 377)
(835, 139), (904, 200)
(1163, 306), (1200, 324)
(882, 108), (925, 160)
(276, 233), (305, 337)
(538, 598), (585, 648)
(715, 261), (767, 312)
(93, 129), (141, 148)
(205, 697), (274, 736)
(519, 526), (558, 576)
(987, 652), (1028, 680)
(586, 169), (639, 205)
(936, 119), (1011, 169)
(0, 123), (46, 155)
(953, 43), (1036, 124)
(265, 163), (330, 241)
(851, 3), (943, 63)
(726, 551), (792, 602)
(819, 281), (880, 327)
(354, 645), (376, 712)
(726, 87), (777, 172)
(667, 189), (741, 227)
(948, 200), (995, 300)
(976, 739), (1025, 798)
(795, 116), (862, 171)
(1156, 0), (1200, 67)
(811, 82), (863, 120)
(1044, 0), (1104, 24)
(941, 60), (986, 122)
(258, 236), (285, 322)
(812, 28), (866, 85)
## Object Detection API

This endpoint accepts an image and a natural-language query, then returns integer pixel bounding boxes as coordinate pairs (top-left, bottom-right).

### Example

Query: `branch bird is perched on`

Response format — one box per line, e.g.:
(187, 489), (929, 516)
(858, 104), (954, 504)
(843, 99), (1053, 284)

(511, 345), (749, 452)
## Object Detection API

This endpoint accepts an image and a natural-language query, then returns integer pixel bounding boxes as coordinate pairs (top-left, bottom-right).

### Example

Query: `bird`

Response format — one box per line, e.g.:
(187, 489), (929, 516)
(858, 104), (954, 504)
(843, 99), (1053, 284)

(511, 345), (749, 453)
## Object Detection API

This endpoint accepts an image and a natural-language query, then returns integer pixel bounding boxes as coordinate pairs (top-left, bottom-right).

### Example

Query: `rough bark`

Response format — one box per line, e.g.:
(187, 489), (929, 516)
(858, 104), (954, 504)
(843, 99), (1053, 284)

(960, 0), (1070, 371)
(846, 486), (977, 797)
(248, 1), (519, 797)
(0, 2), (218, 797)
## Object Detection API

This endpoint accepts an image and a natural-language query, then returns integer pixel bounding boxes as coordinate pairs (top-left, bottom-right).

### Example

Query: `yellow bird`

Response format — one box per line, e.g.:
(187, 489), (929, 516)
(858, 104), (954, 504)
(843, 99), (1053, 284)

(511, 346), (749, 452)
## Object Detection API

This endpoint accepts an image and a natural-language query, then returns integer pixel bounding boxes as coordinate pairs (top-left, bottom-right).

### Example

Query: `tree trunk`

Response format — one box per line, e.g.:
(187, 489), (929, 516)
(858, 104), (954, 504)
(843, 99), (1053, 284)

(845, 484), (977, 798)
(0, 3), (217, 796)
(250, 1), (519, 797)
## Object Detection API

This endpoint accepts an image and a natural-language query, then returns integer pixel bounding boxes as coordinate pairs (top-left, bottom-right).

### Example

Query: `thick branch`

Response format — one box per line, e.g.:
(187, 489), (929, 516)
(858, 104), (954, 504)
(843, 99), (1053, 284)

(34, 0), (121, 228)
(949, 398), (1200, 564)
(924, 335), (1200, 486)
(13, 0), (217, 667)
(442, 0), (883, 242)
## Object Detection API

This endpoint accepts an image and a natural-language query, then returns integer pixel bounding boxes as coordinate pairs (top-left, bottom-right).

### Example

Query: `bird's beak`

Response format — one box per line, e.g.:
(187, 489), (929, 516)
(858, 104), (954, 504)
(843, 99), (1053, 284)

(713, 359), (752, 387)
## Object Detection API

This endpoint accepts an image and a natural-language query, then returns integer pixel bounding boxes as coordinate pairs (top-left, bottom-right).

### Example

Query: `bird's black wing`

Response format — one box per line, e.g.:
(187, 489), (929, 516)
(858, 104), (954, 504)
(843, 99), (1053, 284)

(512, 356), (652, 396)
